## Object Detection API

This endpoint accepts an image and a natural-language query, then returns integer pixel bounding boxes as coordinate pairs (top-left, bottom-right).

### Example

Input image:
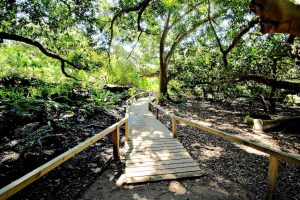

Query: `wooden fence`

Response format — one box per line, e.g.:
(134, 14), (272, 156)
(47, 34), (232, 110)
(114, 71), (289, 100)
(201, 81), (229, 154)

(149, 101), (300, 200)
(0, 112), (129, 200)
(0, 90), (151, 199)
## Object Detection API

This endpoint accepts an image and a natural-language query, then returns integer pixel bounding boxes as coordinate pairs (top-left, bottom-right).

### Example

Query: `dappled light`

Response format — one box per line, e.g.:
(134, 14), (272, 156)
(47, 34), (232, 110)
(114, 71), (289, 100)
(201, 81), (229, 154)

(1, 0), (300, 199)
(168, 181), (187, 195)
(1, 151), (20, 163)
(198, 145), (224, 161)
(124, 98), (202, 184)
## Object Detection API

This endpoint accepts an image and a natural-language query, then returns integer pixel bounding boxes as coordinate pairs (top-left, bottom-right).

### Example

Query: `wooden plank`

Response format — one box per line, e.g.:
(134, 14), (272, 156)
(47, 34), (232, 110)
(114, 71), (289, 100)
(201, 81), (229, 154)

(117, 117), (128, 127)
(126, 155), (193, 164)
(126, 151), (191, 159)
(112, 126), (120, 160)
(172, 117), (177, 138)
(126, 162), (199, 172)
(0, 121), (121, 200)
(126, 171), (203, 184)
(127, 139), (179, 143)
(126, 158), (196, 167)
(267, 156), (279, 200)
(125, 119), (129, 141)
(126, 148), (190, 157)
(126, 143), (183, 149)
(126, 166), (201, 178)
(149, 101), (173, 116)
(127, 139), (180, 144)
(126, 144), (182, 150)
(125, 147), (185, 155)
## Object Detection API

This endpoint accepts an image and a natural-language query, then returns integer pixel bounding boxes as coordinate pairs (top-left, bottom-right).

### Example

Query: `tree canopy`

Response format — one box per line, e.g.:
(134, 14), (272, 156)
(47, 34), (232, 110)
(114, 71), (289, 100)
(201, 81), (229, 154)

(1, 0), (300, 107)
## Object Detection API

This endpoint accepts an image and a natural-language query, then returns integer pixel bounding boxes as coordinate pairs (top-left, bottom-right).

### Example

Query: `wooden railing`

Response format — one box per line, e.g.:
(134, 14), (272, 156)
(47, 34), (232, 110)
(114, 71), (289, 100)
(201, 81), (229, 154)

(0, 91), (152, 199)
(149, 101), (300, 200)
(0, 117), (128, 200)
(125, 91), (151, 115)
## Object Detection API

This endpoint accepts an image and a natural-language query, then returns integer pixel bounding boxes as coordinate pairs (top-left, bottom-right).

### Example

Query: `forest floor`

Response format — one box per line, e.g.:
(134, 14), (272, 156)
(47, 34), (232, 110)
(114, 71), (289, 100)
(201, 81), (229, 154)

(1, 98), (299, 200)
(155, 99), (300, 200)
(1, 106), (126, 200)
(81, 99), (299, 200)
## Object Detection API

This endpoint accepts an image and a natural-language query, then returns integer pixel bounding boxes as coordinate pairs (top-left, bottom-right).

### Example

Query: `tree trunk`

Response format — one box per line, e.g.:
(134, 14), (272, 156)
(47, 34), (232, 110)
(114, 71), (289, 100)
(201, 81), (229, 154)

(269, 59), (278, 113)
(159, 62), (168, 97)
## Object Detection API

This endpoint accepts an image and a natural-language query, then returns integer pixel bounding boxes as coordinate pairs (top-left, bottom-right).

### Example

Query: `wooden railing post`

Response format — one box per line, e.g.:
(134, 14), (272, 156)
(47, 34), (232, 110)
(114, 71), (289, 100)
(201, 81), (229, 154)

(112, 126), (120, 161)
(172, 117), (177, 138)
(267, 155), (279, 200)
(125, 118), (129, 141)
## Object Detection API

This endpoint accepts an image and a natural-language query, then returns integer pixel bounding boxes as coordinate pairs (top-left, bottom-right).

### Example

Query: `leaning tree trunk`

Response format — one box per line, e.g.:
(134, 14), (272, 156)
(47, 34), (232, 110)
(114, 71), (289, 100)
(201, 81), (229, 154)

(244, 115), (300, 133)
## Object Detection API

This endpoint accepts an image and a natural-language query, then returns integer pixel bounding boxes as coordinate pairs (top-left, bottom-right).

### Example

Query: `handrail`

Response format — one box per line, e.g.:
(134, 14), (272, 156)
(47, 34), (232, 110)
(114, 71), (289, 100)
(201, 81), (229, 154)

(172, 115), (300, 165)
(0, 116), (129, 200)
(125, 91), (150, 114)
(148, 101), (300, 200)
(1, 92), (153, 199)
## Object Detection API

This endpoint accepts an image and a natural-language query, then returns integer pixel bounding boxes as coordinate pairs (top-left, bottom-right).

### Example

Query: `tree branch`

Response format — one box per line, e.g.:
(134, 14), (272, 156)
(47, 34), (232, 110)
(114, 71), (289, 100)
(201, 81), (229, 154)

(137, 0), (152, 32)
(223, 75), (300, 92)
(0, 32), (87, 79)
(109, 0), (152, 49)
(165, 14), (219, 64)
(223, 18), (259, 55)
(168, 2), (204, 30)
(208, 1), (259, 68)
(208, 0), (224, 53)
(126, 32), (143, 59)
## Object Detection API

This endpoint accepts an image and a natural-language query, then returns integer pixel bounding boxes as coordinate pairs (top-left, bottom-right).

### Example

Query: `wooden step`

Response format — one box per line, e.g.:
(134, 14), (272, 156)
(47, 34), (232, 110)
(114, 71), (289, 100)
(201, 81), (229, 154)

(126, 171), (204, 184)
(126, 158), (196, 167)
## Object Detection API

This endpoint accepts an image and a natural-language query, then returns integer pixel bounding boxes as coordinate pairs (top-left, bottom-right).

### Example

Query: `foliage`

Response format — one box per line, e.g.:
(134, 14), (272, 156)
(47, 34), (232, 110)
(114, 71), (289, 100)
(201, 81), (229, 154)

(1, 0), (300, 116)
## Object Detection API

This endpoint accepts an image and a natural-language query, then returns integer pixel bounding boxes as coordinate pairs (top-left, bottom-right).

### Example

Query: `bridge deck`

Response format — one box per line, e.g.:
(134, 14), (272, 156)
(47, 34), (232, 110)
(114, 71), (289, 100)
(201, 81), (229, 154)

(124, 98), (202, 183)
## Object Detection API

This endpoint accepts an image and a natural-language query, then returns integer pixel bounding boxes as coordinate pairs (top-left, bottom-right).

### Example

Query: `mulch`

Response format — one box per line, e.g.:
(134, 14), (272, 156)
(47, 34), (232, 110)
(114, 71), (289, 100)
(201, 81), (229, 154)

(151, 99), (300, 200)
(1, 110), (125, 200)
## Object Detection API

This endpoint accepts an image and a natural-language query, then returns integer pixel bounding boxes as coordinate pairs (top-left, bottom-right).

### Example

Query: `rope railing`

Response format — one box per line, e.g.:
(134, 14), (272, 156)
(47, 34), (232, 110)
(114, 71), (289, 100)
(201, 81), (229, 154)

(148, 100), (300, 200)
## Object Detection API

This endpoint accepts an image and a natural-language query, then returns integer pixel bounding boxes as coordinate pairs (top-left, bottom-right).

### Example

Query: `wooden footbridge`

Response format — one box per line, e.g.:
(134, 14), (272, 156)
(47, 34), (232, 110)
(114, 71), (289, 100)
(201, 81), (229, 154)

(0, 93), (299, 200)
(124, 98), (202, 183)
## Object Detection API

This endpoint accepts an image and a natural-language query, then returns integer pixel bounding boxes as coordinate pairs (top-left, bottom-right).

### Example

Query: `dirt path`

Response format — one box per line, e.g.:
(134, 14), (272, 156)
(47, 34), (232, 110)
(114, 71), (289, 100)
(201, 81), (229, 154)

(79, 162), (248, 200)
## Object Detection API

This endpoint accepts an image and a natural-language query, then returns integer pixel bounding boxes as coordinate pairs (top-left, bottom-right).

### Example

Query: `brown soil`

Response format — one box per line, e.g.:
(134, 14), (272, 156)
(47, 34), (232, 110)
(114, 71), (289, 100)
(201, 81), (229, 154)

(79, 163), (249, 200)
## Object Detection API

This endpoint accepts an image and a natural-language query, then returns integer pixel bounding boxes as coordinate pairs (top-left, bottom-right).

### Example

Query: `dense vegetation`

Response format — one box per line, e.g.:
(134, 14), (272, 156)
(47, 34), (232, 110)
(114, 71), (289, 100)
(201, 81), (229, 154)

(0, 0), (299, 199)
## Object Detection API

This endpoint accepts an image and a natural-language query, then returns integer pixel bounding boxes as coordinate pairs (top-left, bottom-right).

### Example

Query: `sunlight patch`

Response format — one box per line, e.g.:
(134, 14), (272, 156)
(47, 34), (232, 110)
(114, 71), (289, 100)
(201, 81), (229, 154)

(198, 145), (223, 160)
(169, 181), (187, 195)
(1, 151), (20, 163)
